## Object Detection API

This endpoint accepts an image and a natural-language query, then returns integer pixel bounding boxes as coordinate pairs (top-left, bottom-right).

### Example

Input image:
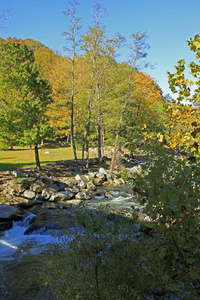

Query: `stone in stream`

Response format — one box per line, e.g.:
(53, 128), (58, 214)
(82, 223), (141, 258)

(75, 191), (91, 200)
(23, 190), (36, 200)
(49, 191), (74, 202)
(87, 181), (96, 191)
(63, 178), (77, 187)
(42, 188), (58, 200)
(49, 183), (60, 191)
(0, 220), (13, 231)
(75, 174), (88, 189)
(113, 178), (125, 186)
(24, 210), (75, 235)
(93, 178), (103, 186)
(30, 181), (48, 193)
(0, 204), (20, 220)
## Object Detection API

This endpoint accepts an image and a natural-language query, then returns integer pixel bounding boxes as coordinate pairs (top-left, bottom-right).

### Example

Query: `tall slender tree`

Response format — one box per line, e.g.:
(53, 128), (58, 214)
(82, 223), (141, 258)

(109, 32), (150, 175)
(62, 0), (81, 161)
(81, 3), (124, 168)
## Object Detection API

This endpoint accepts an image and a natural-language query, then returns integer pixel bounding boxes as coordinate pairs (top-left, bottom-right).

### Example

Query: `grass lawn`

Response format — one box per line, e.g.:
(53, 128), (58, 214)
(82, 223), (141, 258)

(0, 145), (88, 171)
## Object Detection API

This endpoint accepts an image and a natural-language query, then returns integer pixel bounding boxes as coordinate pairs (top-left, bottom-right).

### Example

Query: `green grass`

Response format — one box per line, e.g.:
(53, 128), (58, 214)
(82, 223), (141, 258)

(0, 145), (86, 171)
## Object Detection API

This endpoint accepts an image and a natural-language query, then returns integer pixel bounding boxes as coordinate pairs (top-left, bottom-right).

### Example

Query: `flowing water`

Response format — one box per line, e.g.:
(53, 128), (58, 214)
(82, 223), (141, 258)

(0, 185), (146, 299)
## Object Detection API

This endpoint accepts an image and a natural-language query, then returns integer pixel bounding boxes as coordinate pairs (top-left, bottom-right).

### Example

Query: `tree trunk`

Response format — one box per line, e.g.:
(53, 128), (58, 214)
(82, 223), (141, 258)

(82, 75), (94, 170)
(71, 40), (77, 162)
(109, 133), (119, 176)
(34, 143), (41, 170)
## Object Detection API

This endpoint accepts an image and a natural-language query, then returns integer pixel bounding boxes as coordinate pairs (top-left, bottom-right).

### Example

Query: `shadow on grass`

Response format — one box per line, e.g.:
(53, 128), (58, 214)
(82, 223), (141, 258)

(0, 161), (54, 171)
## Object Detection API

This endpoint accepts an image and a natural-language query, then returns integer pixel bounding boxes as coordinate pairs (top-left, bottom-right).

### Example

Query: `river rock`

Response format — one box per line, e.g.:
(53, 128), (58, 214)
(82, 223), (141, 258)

(49, 183), (60, 191)
(113, 178), (125, 186)
(87, 171), (95, 179)
(87, 181), (96, 191)
(23, 190), (36, 200)
(30, 181), (48, 193)
(42, 188), (57, 200)
(75, 191), (91, 200)
(0, 204), (20, 220)
(93, 178), (103, 186)
(15, 179), (32, 192)
(65, 187), (80, 194)
(128, 165), (143, 179)
(17, 200), (35, 209)
(105, 191), (114, 200)
(49, 191), (74, 202)
(96, 172), (106, 181)
(58, 182), (68, 191)
(0, 220), (13, 231)
(98, 167), (107, 174)
(65, 200), (82, 206)
(75, 174), (88, 188)
(64, 178), (77, 187)
(3, 186), (18, 196)
(11, 170), (26, 178)
(24, 210), (75, 235)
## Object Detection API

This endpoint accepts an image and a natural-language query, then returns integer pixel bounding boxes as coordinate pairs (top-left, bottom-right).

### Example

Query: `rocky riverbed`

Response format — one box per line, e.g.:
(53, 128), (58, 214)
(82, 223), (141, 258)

(0, 156), (147, 234)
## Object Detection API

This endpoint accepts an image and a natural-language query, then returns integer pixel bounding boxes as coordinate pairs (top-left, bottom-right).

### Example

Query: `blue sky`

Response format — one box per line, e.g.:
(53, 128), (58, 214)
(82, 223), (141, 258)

(0, 0), (199, 96)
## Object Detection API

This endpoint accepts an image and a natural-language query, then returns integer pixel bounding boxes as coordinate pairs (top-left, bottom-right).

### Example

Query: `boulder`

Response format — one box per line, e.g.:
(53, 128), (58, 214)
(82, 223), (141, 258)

(30, 180), (49, 193)
(0, 204), (20, 220)
(64, 178), (77, 187)
(23, 190), (36, 200)
(49, 183), (60, 191)
(96, 172), (106, 181)
(42, 188), (57, 200)
(128, 165), (143, 179)
(11, 170), (26, 178)
(87, 181), (96, 191)
(3, 186), (18, 196)
(75, 191), (91, 200)
(0, 220), (13, 231)
(105, 191), (114, 200)
(113, 178), (125, 186)
(87, 171), (95, 179)
(49, 191), (74, 202)
(15, 179), (31, 192)
(65, 187), (80, 194)
(58, 182), (68, 191)
(24, 210), (75, 235)
(98, 167), (107, 174)
(65, 200), (82, 206)
(17, 200), (35, 209)
(75, 174), (88, 189)
(93, 178), (103, 186)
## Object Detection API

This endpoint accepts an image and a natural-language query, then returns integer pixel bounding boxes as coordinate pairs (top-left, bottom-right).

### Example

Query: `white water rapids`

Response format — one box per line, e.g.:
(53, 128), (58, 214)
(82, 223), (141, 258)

(0, 185), (145, 262)
(0, 214), (60, 262)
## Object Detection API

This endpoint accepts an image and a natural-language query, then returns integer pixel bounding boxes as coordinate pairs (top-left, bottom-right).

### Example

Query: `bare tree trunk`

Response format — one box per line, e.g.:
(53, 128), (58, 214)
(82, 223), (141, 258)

(34, 143), (41, 170)
(109, 133), (119, 176)
(109, 97), (128, 176)
(70, 13), (77, 162)
(97, 108), (102, 163)
(82, 85), (93, 170)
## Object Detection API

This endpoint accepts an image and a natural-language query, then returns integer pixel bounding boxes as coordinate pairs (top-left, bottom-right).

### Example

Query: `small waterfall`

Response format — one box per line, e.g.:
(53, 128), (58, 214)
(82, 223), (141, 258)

(0, 213), (59, 262)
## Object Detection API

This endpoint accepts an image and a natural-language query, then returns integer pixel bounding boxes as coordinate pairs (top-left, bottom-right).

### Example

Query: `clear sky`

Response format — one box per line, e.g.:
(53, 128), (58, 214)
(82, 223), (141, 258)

(0, 0), (199, 96)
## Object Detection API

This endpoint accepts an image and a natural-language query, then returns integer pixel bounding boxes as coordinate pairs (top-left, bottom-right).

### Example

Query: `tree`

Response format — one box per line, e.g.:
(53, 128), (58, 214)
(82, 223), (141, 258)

(62, 0), (81, 161)
(167, 34), (200, 150)
(0, 38), (53, 169)
(81, 3), (124, 168)
(109, 32), (151, 175)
